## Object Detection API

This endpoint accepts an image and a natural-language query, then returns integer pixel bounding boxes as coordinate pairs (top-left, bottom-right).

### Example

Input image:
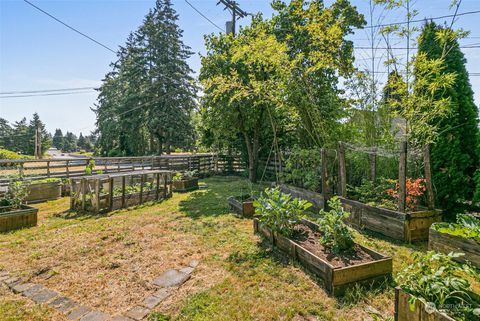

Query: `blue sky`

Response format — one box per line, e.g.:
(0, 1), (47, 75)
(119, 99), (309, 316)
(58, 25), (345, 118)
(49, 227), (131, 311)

(1, 0), (479, 135)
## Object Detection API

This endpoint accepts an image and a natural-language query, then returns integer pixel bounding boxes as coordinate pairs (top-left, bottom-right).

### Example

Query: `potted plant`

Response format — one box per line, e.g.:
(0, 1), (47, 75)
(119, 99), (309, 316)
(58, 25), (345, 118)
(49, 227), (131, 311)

(253, 188), (392, 296)
(172, 170), (199, 192)
(0, 178), (38, 232)
(341, 178), (442, 242)
(429, 214), (480, 268)
(395, 251), (479, 321)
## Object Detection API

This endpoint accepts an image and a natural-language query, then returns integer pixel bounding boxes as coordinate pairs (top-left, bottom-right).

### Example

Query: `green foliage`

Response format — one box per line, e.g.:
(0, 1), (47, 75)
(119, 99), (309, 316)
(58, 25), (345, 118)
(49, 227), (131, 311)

(433, 214), (480, 243)
(0, 148), (24, 160)
(29, 178), (61, 185)
(316, 197), (354, 253)
(253, 187), (312, 237)
(281, 148), (321, 192)
(173, 170), (198, 182)
(1, 176), (29, 209)
(396, 251), (479, 321)
(348, 179), (397, 210)
(112, 182), (155, 197)
(84, 160), (96, 176)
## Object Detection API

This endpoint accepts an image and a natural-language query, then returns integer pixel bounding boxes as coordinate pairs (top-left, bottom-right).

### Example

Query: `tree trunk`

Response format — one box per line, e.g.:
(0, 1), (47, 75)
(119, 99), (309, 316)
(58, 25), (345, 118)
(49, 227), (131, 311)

(243, 131), (259, 183)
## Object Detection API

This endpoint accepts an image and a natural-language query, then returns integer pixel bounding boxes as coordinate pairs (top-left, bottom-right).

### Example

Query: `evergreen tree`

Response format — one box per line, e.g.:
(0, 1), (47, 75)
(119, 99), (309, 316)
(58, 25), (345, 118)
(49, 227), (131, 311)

(77, 133), (87, 151)
(94, 0), (196, 156)
(52, 129), (64, 150)
(0, 118), (13, 150)
(26, 113), (51, 155)
(12, 118), (29, 154)
(418, 21), (479, 217)
(63, 132), (78, 153)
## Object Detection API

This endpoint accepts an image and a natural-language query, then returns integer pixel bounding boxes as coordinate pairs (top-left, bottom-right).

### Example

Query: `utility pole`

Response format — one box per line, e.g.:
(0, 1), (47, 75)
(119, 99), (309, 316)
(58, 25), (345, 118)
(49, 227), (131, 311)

(35, 124), (42, 159)
(217, 0), (248, 36)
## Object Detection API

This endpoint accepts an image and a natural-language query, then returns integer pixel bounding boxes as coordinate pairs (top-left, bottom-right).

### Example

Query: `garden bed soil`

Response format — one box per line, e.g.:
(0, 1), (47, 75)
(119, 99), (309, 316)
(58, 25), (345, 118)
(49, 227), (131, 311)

(339, 197), (442, 242)
(228, 195), (254, 218)
(276, 184), (325, 212)
(254, 218), (392, 296)
(25, 181), (62, 203)
(428, 227), (480, 268)
(173, 177), (199, 192)
(0, 205), (38, 232)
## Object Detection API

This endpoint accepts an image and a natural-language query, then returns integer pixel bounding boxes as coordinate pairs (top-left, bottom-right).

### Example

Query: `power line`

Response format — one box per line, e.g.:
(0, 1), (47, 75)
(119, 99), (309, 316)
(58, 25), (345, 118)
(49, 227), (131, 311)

(0, 87), (96, 95)
(23, 0), (116, 54)
(184, 0), (223, 32)
(355, 45), (480, 50)
(357, 9), (480, 30)
(0, 91), (96, 99)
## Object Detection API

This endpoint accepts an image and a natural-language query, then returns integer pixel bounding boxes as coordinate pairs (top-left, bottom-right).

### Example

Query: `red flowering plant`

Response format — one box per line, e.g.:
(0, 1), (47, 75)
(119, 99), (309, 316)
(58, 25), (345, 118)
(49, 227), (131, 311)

(386, 178), (426, 211)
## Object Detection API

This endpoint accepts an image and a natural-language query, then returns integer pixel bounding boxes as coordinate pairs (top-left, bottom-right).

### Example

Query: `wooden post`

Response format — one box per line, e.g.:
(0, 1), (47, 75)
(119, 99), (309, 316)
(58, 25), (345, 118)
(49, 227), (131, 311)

(338, 142), (347, 198)
(66, 160), (70, 177)
(155, 172), (160, 200)
(81, 178), (86, 211)
(94, 179), (100, 213)
(70, 180), (75, 210)
(321, 148), (329, 198)
(423, 145), (435, 210)
(163, 173), (168, 198)
(121, 176), (126, 208)
(109, 178), (114, 211)
(398, 141), (407, 213)
(117, 160), (120, 172)
(47, 161), (51, 177)
(140, 174), (144, 204)
(18, 163), (24, 177)
(370, 148), (377, 183)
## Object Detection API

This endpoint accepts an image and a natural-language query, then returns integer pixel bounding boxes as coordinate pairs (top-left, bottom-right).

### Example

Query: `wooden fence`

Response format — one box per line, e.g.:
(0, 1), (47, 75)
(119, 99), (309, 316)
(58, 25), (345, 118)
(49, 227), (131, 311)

(0, 154), (245, 187)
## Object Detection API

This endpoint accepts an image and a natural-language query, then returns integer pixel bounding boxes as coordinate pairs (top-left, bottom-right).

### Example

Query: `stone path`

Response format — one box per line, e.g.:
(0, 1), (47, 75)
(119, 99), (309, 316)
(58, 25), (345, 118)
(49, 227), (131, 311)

(0, 260), (198, 321)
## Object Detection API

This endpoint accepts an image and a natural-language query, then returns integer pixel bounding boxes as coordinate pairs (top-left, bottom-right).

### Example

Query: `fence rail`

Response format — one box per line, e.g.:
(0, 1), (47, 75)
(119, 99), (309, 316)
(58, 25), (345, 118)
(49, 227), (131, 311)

(0, 154), (246, 186)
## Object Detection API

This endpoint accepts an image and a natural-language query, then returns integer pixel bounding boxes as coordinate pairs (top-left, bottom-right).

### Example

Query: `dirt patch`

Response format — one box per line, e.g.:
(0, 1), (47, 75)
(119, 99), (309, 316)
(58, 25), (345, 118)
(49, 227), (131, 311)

(292, 224), (376, 268)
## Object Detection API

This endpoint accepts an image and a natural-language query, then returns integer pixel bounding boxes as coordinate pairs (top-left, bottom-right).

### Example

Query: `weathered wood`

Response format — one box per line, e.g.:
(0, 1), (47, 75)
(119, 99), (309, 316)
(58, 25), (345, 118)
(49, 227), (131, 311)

(0, 205), (38, 232)
(423, 145), (435, 210)
(277, 184), (325, 212)
(121, 176), (126, 208)
(398, 141), (407, 212)
(338, 142), (347, 198)
(254, 218), (392, 296)
(24, 181), (61, 203)
(139, 174), (144, 204)
(155, 173), (160, 201)
(173, 178), (199, 192)
(395, 288), (457, 321)
(228, 196), (255, 218)
(428, 227), (480, 268)
(109, 178), (114, 211)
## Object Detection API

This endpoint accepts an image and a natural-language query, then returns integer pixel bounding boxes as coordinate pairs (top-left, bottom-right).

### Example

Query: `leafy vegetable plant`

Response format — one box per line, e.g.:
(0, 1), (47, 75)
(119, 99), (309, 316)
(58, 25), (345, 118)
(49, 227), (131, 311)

(396, 251), (479, 321)
(173, 170), (198, 182)
(254, 187), (312, 237)
(317, 196), (354, 253)
(433, 214), (480, 243)
(1, 175), (29, 209)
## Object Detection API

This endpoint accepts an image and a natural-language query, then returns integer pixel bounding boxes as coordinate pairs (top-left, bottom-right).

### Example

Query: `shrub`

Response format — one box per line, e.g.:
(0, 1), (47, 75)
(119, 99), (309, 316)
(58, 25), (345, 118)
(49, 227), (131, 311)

(317, 196), (354, 253)
(433, 214), (480, 243)
(348, 178), (397, 210)
(281, 148), (321, 192)
(1, 176), (29, 209)
(386, 178), (426, 211)
(396, 251), (479, 321)
(0, 148), (23, 160)
(84, 159), (96, 175)
(254, 187), (312, 237)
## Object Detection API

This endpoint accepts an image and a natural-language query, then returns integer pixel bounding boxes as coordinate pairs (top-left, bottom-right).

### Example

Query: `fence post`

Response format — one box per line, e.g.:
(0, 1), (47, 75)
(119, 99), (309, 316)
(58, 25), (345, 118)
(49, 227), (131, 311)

(109, 177), (114, 212)
(94, 179), (100, 213)
(370, 148), (377, 183)
(321, 148), (329, 199)
(423, 144), (435, 210)
(338, 142), (347, 198)
(140, 174), (144, 204)
(398, 141), (407, 212)
(121, 176), (126, 208)
(155, 172), (160, 200)
(66, 160), (70, 177)
(47, 161), (51, 177)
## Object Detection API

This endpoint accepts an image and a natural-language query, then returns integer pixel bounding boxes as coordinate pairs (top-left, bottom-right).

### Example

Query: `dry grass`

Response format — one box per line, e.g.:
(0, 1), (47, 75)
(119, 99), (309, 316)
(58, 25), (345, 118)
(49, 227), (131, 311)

(0, 176), (476, 321)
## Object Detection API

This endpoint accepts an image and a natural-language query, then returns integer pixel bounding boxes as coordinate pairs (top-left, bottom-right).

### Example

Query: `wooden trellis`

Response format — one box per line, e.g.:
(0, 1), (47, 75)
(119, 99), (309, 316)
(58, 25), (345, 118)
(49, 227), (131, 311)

(70, 170), (173, 213)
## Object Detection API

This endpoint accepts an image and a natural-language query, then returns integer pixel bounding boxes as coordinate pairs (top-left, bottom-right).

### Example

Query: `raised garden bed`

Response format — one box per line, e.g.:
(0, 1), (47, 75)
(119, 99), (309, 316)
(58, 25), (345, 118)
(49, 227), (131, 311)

(339, 197), (442, 242)
(173, 177), (199, 192)
(0, 205), (38, 232)
(228, 195), (254, 218)
(253, 218), (392, 296)
(276, 184), (325, 212)
(25, 180), (61, 203)
(428, 226), (480, 268)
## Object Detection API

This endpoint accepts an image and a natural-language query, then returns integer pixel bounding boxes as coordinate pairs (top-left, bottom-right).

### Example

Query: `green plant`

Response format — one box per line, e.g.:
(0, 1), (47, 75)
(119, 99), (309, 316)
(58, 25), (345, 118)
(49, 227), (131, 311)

(281, 148), (321, 192)
(1, 176), (29, 209)
(29, 178), (61, 184)
(396, 251), (479, 321)
(84, 159), (96, 176)
(433, 214), (480, 243)
(316, 197), (354, 253)
(253, 187), (312, 237)
(348, 178), (397, 210)
(173, 170), (198, 182)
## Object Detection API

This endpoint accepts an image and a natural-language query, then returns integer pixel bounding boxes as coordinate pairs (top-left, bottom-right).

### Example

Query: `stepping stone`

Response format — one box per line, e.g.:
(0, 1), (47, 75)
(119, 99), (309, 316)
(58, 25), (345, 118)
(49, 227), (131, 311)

(124, 306), (150, 320)
(66, 305), (92, 320)
(152, 269), (190, 288)
(142, 295), (164, 309)
(4, 277), (21, 288)
(179, 267), (194, 275)
(189, 260), (199, 268)
(30, 288), (59, 304)
(49, 296), (78, 313)
(22, 284), (46, 298)
(152, 288), (170, 301)
(110, 316), (134, 321)
(12, 282), (36, 294)
(79, 311), (110, 321)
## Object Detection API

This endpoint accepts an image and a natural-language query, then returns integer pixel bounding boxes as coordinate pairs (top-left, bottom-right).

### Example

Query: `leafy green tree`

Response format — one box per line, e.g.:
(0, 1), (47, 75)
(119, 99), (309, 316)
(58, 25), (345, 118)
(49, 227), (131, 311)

(52, 129), (64, 150)
(418, 22), (479, 216)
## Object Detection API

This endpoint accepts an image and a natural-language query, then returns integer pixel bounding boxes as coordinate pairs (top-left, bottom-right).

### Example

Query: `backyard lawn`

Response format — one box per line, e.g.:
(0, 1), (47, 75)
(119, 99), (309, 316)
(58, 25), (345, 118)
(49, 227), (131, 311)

(0, 176), (456, 321)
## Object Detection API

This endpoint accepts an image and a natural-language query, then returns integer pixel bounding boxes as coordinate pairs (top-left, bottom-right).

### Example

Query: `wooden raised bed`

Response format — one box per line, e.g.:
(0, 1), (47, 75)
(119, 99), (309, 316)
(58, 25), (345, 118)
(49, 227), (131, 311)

(254, 218), (392, 296)
(0, 205), (38, 232)
(428, 227), (480, 268)
(339, 197), (442, 242)
(276, 184), (325, 212)
(173, 177), (199, 192)
(228, 195), (254, 218)
(395, 288), (466, 321)
(25, 181), (61, 203)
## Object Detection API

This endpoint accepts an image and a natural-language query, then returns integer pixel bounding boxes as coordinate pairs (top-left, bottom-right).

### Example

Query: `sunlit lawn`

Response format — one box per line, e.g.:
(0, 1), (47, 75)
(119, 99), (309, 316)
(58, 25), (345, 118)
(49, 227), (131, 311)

(0, 176), (449, 321)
